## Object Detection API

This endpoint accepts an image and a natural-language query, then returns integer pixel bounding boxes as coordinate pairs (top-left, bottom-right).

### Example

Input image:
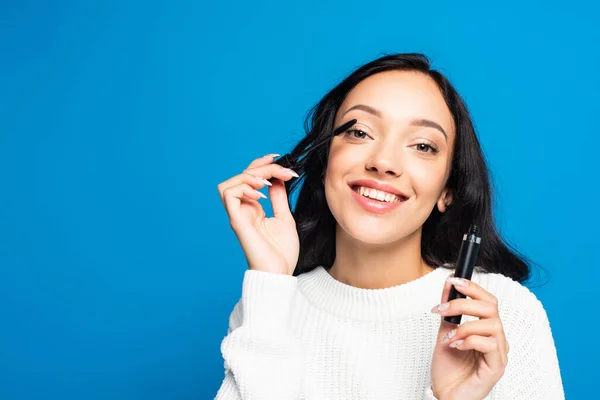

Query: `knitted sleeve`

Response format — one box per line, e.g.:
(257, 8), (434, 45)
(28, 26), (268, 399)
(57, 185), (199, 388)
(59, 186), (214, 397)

(496, 285), (564, 399)
(423, 274), (564, 400)
(423, 385), (439, 400)
(214, 270), (308, 400)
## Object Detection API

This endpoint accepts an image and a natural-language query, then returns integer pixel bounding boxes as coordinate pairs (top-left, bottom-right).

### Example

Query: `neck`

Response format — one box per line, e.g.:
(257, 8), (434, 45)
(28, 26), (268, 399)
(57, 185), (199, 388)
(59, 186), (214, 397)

(329, 225), (435, 289)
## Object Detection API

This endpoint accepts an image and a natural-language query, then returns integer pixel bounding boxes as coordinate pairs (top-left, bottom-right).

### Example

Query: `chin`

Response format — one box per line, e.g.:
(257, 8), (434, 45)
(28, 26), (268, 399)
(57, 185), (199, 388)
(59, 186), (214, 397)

(337, 218), (414, 246)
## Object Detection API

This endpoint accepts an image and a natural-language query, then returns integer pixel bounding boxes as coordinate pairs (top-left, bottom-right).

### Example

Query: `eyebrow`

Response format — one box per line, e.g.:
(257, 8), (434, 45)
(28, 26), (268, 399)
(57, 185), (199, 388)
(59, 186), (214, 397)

(342, 104), (448, 141)
(343, 104), (382, 118)
(411, 119), (448, 141)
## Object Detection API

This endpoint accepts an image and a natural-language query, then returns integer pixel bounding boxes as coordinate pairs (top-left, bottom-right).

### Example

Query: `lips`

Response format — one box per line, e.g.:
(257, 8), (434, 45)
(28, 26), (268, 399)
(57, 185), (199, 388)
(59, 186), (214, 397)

(348, 179), (408, 201)
(351, 185), (407, 203)
(349, 186), (405, 214)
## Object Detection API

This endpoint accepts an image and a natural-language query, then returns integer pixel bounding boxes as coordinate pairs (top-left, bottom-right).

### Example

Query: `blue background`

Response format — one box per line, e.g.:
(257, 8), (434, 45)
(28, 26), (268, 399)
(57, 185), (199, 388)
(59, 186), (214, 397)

(1, 1), (598, 398)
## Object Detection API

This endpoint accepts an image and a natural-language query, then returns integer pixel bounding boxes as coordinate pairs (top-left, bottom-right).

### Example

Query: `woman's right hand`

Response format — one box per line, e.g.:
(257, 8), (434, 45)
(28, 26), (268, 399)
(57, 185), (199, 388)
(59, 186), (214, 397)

(217, 154), (300, 276)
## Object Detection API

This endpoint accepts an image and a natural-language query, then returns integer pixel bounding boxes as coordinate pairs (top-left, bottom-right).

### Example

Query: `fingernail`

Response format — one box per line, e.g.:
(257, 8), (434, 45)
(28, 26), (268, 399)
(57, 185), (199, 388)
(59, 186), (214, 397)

(255, 190), (267, 199)
(431, 302), (450, 313)
(449, 339), (464, 348)
(264, 153), (281, 158)
(257, 177), (272, 186)
(284, 168), (299, 178)
(441, 329), (456, 343)
(447, 277), (467, 288)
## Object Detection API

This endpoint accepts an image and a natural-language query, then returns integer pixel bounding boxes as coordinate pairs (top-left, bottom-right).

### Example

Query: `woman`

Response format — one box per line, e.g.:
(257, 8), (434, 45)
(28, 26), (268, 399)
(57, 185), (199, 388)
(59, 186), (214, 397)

(215, 53), (564, 399)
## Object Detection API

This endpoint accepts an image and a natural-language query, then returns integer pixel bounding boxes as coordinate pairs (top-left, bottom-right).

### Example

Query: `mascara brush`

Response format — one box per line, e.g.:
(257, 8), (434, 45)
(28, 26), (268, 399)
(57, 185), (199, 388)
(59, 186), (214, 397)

(273, 118), (357, 172)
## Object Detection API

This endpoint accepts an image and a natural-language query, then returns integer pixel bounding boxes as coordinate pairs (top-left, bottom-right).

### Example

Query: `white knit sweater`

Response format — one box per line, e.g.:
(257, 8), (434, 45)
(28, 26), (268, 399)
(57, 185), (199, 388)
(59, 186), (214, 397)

(215, 266), (564, 399)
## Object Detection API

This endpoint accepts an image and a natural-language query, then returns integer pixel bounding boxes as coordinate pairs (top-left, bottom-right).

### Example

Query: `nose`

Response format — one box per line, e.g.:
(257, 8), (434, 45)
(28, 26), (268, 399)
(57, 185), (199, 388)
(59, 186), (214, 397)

(365, 142), (402, 177)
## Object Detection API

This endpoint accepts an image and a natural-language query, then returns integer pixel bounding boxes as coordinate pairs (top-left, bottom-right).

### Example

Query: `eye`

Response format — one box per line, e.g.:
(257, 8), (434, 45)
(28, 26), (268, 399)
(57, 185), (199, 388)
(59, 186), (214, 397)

(413, 142), (439, 153)
(344, 128), (370, 140)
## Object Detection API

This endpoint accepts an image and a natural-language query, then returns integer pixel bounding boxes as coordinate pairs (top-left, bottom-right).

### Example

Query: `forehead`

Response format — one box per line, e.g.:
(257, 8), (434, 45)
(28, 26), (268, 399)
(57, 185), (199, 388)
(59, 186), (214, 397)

(339, 70), (455, 135)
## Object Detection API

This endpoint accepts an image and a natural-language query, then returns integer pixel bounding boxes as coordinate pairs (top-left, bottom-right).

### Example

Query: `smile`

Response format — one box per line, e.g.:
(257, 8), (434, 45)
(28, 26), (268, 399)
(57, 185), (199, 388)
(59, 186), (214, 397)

(349, 185), (408, 214)
(351, 185), (407, 203)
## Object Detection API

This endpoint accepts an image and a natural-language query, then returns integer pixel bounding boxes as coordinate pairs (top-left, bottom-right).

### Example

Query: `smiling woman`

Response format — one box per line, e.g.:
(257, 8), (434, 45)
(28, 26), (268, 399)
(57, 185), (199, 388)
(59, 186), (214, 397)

(215, 53), (564, 400)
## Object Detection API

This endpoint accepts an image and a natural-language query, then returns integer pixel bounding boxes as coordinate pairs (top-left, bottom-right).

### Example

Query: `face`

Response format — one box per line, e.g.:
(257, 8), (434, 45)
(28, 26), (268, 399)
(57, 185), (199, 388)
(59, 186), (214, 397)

(324, 70), (456, 245)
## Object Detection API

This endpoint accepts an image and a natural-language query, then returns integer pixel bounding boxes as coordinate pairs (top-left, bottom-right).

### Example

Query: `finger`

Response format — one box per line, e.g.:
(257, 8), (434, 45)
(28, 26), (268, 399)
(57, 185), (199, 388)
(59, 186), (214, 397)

(218, 173), (273, 203)
(223, 183), (266, 205)
(446, 319), (509, 366)
(449, 335), (507, 371)
(246, 153), (281, 170)
(433, 298), (498, 319)
(218, 165), (296, 199)
(247, 163), (299, 181)
(441, 318), (505, 350)
(446, 277), (498, 305)
(269, 179), (294, 223)
(222, 183), (265, 227)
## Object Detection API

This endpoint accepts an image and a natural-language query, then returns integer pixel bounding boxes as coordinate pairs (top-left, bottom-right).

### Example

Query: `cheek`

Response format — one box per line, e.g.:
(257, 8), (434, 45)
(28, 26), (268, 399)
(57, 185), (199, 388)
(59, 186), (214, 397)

(325, 144), (355, 180)
(324, 145), (356, 208)
(406, 160), (448, 197)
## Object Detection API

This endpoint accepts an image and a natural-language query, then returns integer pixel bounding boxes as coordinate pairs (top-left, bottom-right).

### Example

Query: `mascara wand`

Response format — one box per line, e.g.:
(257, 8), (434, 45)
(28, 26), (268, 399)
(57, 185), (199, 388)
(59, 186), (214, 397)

(272, 119), (357, 173)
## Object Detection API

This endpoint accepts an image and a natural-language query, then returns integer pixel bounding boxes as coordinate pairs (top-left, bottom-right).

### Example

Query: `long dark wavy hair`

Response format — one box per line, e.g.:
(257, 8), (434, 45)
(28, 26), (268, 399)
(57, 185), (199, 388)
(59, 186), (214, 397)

(284, 53), (541, 285)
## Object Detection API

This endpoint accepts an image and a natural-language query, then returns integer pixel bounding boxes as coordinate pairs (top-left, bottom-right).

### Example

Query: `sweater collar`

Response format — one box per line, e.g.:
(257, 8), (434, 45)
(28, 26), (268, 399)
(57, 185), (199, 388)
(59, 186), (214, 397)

(297, 266), (454, 322)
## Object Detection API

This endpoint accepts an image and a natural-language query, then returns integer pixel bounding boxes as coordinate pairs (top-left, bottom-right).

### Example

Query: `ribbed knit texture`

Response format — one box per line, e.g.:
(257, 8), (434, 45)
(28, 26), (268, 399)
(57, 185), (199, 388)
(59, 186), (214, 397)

(215, 266), (564, 399)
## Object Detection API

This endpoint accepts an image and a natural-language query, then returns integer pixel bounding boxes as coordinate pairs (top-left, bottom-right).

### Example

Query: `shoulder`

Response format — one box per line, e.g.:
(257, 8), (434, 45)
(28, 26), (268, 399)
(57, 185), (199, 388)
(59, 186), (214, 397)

(471, 267), (533, 298)
(470, 270), (564, 397)
(470, 268), (551, 333)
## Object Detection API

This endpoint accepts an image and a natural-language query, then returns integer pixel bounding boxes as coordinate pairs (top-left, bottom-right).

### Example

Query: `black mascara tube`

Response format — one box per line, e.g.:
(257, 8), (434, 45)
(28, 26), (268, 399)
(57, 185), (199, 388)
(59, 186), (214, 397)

(443, 224), (482, 325)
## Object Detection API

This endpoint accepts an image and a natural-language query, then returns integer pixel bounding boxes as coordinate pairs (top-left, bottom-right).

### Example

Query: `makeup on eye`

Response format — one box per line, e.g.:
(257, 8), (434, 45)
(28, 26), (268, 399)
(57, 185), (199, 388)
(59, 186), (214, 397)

(342, 103), (448, 140)
(412, 141), (439, 154)
(344, 128), (371, 140)
(341, 125), (441, 154)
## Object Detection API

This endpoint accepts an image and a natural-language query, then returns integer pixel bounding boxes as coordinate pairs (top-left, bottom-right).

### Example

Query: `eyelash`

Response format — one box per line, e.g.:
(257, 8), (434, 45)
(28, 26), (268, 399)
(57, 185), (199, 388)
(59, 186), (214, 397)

(344, 128), (369, 140)
(344, 129), (439, 154)
(414, 142), (439, 154)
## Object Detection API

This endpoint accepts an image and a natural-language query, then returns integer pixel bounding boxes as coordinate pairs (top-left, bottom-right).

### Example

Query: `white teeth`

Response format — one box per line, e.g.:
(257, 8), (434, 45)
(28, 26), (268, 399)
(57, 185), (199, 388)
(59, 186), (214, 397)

(356, 186), (402, 203)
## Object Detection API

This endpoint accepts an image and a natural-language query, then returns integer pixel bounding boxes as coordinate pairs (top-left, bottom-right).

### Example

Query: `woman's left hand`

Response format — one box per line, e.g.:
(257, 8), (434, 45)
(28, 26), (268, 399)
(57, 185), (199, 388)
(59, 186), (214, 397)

(429, 275), (510, 400)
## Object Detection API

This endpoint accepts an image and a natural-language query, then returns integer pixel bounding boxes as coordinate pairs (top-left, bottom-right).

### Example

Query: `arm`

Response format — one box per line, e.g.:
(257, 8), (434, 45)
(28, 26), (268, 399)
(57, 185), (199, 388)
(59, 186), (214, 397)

(215, 270), (308, 400)
(424, 279), (562, 400)
(498, 291), (564, 400)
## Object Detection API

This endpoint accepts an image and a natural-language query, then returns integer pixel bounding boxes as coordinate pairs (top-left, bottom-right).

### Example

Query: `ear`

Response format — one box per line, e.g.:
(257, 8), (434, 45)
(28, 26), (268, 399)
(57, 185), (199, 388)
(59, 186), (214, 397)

(437, 188), (453, 213)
